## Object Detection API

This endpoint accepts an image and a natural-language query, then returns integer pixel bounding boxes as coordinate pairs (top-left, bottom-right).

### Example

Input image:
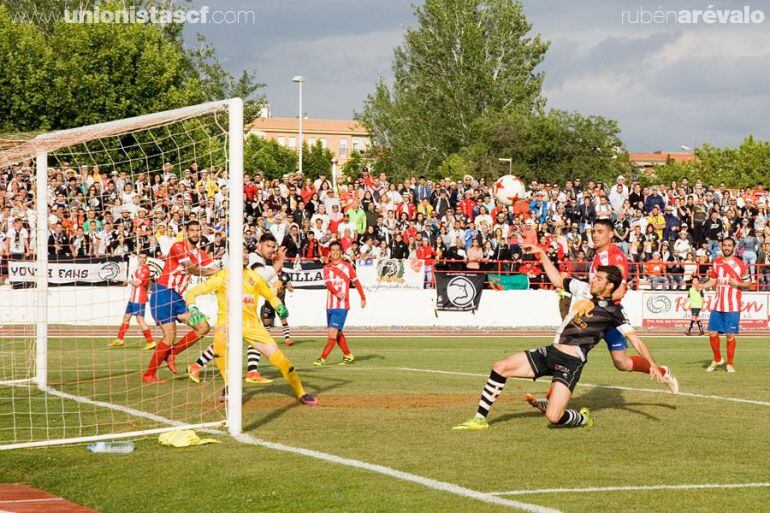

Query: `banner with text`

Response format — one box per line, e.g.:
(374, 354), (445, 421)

(282, 260), (326, 289)
(9, 259), (128, 286)
(356, 258), (426, 289)
(436, 271), (485, 311)
(641, 291), (769, 329)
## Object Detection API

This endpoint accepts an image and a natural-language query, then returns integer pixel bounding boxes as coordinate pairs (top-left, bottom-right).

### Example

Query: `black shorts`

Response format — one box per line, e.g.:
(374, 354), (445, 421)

(525, 345), (585, 392)
(691, 308), (701, 317)
(261, 303), (276, 319)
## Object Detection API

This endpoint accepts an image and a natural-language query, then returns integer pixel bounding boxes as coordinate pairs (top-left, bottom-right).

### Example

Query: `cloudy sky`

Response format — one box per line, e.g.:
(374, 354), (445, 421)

(183, 0), (770, 151)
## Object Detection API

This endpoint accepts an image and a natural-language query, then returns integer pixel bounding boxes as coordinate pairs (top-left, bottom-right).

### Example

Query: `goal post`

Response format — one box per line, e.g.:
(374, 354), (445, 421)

(0, 98), (244, 449)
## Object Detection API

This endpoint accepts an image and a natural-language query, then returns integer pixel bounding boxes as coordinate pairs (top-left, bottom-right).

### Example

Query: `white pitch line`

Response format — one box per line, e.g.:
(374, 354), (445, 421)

(489, 482), (770, 496)
(234, 433), (562, 513)
(1, 384), (561, 511)
(361, 367), (770, 408)
(0, 498), (64, 504)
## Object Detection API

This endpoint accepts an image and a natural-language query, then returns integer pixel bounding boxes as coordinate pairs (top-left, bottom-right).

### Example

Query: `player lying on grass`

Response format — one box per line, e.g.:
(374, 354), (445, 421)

(109, 251), (155, 350)
(188, 234), (287, 384)
(183, 251), (317, 406)
(453, 243), (667, 430)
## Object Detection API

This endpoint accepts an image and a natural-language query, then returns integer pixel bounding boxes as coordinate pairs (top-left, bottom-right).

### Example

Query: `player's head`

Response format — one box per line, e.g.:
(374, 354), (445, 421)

(721, 237), (736, 257)
(592, 219), (614, 249)
(591, 265), (623, 298)
(329, 241), (342, 261)
(185, 221), (201, 244)
(692, 276), (700, 285)
(137, 251), (149, 264)
(258, 233), (277, 259)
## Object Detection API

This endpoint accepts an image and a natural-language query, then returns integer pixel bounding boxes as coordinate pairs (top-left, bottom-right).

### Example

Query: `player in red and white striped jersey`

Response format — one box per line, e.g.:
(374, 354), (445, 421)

(109, 252), (155, 350)
(314, 241), (366, 366)
(701, 237), (751, 372)
(587, 220), (676, 389)
(143, 221), (217, 383)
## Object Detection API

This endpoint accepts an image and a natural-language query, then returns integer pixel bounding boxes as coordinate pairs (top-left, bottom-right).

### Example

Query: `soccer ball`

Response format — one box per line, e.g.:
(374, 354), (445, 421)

(493, 175), (527, 205)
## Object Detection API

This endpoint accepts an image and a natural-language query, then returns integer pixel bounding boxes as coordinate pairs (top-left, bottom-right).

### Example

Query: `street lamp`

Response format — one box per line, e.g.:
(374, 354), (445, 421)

(292, 75), (305, 174)
(498, 157), (512, 175)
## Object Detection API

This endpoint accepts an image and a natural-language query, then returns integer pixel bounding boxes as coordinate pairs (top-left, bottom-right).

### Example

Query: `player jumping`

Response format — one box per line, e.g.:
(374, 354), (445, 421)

(453, 243), (666, 430)
(184, 250), (317, 405)
(700, 237), (750, 372)
(142, 221), (217, 383)
(109, 251), (155, 350)
(313, 241), (366, 367)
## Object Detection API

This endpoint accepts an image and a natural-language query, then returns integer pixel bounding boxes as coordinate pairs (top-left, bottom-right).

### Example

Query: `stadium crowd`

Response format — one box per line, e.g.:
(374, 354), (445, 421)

(1, 158), (770, 290)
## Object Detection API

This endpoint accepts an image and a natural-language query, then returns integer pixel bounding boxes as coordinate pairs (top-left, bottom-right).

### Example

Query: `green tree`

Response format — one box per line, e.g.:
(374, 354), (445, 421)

(358, 0), (549, 177)
(302, 140), (334, 180)
(341, 150), (365, 178)
(243, 135), (297, 180)
(475, 109), (626, 183)
(0, 4), (53, 132)
(0, 1), (265, 133)
(652, 136), (770, 188)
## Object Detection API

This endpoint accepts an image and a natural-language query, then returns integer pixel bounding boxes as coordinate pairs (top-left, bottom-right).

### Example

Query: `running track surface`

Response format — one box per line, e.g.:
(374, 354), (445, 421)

(0, 484), (98, 513)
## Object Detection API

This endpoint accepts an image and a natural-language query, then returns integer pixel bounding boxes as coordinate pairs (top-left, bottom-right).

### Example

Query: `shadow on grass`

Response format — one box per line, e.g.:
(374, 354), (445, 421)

(490, 385), (676, 426)
(241, 373), (351, 432)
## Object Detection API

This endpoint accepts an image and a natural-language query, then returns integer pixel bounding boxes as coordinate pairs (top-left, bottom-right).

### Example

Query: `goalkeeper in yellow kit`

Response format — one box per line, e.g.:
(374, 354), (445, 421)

(184, 259), (318, 406)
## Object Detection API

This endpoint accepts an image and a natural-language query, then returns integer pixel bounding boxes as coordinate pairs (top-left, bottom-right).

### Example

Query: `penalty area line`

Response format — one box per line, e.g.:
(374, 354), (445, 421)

(234, 433), (563, 513)
(489, 482), (770, 496)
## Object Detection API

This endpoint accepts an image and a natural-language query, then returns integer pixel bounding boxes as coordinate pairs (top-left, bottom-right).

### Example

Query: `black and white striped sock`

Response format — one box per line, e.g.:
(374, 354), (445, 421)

(555, 409), (587, 427)
(475, 370), (507, 419)
(534, 398), (549, 411)
(282, 323), (291, 341)
(196, 344), (215, 367)
(247, 345), (261, 372)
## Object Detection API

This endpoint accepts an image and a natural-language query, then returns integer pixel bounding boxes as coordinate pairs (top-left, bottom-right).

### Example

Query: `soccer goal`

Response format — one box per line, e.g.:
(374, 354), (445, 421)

(0, 99), (245, 449)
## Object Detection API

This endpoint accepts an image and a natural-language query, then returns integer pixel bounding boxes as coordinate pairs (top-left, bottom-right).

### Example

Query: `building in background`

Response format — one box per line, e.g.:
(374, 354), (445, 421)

(628, 151), (697, 175)
(247, 116), (371, 164)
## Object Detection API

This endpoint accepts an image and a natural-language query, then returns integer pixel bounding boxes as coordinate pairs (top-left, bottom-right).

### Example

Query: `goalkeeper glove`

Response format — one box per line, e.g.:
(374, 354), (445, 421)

(276, 304), (289, 319)
(188, 306), (207, 325)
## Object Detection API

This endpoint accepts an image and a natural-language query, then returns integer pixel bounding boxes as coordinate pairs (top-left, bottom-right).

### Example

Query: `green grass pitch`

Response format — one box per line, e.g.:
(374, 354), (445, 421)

(1, 334), (769, 513)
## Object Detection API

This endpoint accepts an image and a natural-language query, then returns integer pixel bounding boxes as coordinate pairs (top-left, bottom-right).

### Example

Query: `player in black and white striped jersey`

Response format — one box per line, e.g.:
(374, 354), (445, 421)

(453, 243), (666, 430)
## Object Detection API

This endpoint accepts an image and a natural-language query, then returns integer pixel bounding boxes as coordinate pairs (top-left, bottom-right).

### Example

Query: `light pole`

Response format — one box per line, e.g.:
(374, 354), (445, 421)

(498, 157), (512, 175)
(292, 75), (305, 174)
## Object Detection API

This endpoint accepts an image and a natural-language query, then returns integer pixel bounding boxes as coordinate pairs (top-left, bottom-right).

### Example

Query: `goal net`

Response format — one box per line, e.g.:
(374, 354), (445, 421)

(0, 99), (245, 449)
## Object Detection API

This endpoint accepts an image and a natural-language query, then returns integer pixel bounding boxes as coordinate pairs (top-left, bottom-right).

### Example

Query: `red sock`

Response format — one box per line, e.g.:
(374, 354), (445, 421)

(336, 332), (351, 356)
(320, 338), (336, 360)
(709, 334), (722, 362)
(117, 322), (129, 340)
(726, 337), (736, 365)
(144, 342), (171, 377)
(142, 329), (154, 344)
(630, 356), (667, 376)
(171, 331), (200, 356)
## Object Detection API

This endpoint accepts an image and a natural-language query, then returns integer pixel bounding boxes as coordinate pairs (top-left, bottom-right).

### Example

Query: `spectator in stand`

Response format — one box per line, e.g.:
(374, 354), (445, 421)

(416, 237), (436, 288)
(466, 238), (483, 271)
(644, 187), (666, 214)
(646, 251), (668, 290)
(48, 223), (71, 260)
(758, 241), (770, 289)
(444, 237), (467, 271)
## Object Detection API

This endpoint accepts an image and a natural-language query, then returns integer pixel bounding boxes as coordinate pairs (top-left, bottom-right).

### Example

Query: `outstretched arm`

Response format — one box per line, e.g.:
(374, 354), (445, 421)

(522, 243), (564, 290)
